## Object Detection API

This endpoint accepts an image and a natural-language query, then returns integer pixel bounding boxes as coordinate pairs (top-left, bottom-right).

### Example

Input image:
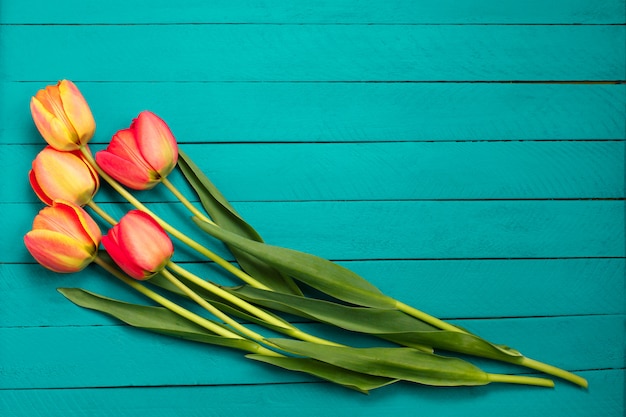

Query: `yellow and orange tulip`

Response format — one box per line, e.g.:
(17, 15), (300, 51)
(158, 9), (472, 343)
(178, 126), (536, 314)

(29, 146), (100, 206)
(96, 111), (178, 190)
(102, 210), (174, 280)
(24, 200), (101, 273)
(30, 80), (96, 151)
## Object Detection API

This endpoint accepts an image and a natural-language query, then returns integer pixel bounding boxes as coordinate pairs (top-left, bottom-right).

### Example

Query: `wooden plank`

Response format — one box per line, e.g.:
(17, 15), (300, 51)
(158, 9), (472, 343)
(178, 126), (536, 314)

(2, 258), (623, 327)
(2, 26), (623, 82)
(3, 82), (624, 143)
(0, 370), (622, 417)
(4, 200), (623, 263)
(0, 315), (621, 389)
(2, 0), (624, 24)
(6, 141), (624, 203)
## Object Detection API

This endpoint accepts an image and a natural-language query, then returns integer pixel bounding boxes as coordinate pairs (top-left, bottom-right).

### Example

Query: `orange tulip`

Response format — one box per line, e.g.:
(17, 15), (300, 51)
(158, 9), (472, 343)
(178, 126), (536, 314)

(102, 210), (174, 280)
(24, 200), (101, 273)
(30, 80), (96, 151)
(29, 146), (100, 206)
(96, 111), (178, 190)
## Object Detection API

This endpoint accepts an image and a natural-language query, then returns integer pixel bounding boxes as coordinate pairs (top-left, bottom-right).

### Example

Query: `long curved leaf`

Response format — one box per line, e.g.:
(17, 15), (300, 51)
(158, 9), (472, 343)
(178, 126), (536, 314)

(269, 339), (492, 387)
(192, 218), (397, 308)
(247, 355), (397, 393)
(231, 284), (433, 332)
(178, 150), (301, 295)
(57, 287), (259, 352)
(231, 285), (526, 360)
(57, 287), (400, 393)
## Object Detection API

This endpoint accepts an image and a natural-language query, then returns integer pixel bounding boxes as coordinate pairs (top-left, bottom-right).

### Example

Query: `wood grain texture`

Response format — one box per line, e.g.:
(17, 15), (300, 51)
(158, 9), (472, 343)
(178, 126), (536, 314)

(3, 82), (624, 143)
(0, 370), (620, 417)
(2, 315), (622, 389)
(3, 0), (625, 24)
(5, 141), (624, 203)
(2, 258), (624, 327)
(4, 200), (623, 264)
(2, 26), (624, 82)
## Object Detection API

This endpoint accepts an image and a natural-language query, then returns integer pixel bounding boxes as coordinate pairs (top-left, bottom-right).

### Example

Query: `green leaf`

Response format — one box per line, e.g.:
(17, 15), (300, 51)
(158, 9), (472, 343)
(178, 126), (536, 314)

(247, 355), (397, 393)
(378, 330), (523, 362)
(231, 285), (432, 332)
(57, 287), (399, 393)
(269, 339), (492, 387)
(230, 286), (524, 361)
(57, 287), (259, 352)
(230, 284), (433, 351)
(178, 149), (302, 295)
(192, 218), (397, 309)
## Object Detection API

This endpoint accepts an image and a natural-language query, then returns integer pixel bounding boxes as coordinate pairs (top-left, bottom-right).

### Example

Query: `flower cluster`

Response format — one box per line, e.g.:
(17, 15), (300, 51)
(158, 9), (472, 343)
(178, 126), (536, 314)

(23, 80), (588, 393)
(26, 80), (175, 281)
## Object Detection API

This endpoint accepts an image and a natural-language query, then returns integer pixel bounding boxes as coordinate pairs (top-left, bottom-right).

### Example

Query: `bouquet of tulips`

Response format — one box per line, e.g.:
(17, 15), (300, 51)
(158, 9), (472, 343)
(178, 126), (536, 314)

(24, 80), (588, 393)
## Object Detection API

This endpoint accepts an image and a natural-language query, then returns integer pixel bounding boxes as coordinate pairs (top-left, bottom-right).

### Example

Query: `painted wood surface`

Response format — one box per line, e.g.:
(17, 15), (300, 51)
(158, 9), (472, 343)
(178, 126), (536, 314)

(3, 25), (625, 81)
(3, 83), (625, 142)
(1, 1), (624, 416)
(3, 0), (625, 24)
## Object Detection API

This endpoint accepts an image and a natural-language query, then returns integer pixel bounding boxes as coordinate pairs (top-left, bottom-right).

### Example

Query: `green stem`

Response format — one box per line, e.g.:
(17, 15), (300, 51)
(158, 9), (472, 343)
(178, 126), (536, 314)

(167, 261), (343, 347)
(516, 357), (588, 389)
(395, 300), (466, 334)
(160, 268), (270, 344)
(397, 300), (587, 387)
(80, 147), (271, 291)
(161, 178), (215, 225)
(93, 256), (281, 357)
(94, 256), (237, 340)
(487, 373), (554, 388)
(87, 200), (117, 225)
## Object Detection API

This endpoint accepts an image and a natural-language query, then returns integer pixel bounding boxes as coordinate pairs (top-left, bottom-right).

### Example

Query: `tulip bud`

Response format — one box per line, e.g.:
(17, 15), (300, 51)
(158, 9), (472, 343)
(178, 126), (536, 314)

(29, 146), (100, 206)
(24, 200), (101, 273)
(30, 80), (96, 151)
(102, 210), (174, 280)
(96, 111), (178, 190)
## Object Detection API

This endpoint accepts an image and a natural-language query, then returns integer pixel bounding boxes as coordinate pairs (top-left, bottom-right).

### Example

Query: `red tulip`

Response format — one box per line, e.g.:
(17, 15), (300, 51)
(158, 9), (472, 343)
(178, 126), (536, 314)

(96, 111), (178, 190)
(102, 210), (174, 280)
(29, 146), (100, 206)
(30, 80), (96, 151)
(24, 200), (101, 273)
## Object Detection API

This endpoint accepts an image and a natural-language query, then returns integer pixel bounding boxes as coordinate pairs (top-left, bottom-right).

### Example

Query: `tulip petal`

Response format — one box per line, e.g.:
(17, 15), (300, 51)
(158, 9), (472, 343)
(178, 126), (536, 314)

(29, 169), (53, 205)
(33, 88), (56, 114)
(33, 201), (101, 246)
(117, 211), (173, 275)
(40, 85), (81, 146)
(71, 201), (102, 245)
(133, 111), (178, 175)
(58, 80), (96, 144)
(106, 129), (154, 171)
(30, 97), (79, 151)
(96, 150), (158, 190)
(52, 200), (102, 246)
(31, 147), (97, 206)
(102, 229), (147, 280)
(25, 230), (95, 273)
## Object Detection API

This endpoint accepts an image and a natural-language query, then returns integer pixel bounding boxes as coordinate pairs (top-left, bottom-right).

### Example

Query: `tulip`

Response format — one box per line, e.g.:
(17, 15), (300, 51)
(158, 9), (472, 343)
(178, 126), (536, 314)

(29, 146), (100, 206)
(102, 210), (174, 280)
(96, 111), (178, 190)
(24, 200), (101, 273)
(30, 80), (96, 151)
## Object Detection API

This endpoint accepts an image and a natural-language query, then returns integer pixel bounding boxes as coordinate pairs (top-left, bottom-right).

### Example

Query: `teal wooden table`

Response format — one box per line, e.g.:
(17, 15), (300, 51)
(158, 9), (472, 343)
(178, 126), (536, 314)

(1, 1), (624, 415)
